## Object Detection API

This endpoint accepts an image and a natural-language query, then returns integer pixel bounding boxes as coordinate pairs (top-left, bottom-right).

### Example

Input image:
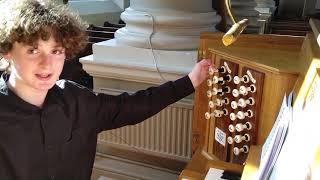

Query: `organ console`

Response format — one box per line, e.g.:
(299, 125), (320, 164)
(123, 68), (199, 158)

(179, 31), (320, 179)
(197, 32), (302, 165)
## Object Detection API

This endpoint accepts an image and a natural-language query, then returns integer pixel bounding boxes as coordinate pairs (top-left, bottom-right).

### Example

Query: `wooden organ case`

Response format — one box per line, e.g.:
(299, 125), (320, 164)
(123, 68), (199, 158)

(180, 32), (305, 179)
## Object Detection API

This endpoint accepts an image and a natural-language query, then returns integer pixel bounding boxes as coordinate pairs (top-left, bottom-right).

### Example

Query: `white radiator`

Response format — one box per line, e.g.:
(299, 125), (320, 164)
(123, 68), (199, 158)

(97, 101), (193, 160)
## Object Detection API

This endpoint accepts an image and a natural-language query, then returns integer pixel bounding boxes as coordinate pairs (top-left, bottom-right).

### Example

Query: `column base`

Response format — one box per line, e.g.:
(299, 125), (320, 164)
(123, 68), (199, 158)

(80, 39), (197, 86)
(115, 7), (221, 50)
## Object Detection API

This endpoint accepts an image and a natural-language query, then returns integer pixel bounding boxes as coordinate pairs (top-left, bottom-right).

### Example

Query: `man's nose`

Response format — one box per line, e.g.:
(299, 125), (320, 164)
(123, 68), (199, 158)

(39, 54), (52, 67)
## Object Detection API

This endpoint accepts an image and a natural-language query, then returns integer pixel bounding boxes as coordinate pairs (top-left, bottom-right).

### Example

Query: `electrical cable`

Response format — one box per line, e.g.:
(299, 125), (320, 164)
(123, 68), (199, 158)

(144, 12), (167, 82)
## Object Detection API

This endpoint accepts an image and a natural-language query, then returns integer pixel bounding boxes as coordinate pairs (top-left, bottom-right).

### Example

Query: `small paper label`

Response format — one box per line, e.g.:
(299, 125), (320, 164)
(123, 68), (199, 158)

(215, 127), (226, 146)
(246, 70), (256, 84)
(224, 62), (232, 73)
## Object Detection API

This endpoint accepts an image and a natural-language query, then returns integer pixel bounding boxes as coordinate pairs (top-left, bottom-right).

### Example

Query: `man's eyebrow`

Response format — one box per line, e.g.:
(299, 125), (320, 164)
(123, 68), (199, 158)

(22, 42), (38, 48)
(53, 44), (64, 48)
(25, 44), (38, 48)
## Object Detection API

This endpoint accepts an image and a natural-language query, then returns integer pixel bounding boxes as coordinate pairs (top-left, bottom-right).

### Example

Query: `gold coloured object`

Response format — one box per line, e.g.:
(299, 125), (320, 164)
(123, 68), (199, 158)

(222, 0), (249, 46)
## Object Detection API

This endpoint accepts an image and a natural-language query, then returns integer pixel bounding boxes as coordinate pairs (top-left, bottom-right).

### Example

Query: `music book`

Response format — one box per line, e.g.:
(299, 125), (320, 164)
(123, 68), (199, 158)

(204, 168), (224, 180)
(257, 92), (293, 180)
(268, 70), (320, 180)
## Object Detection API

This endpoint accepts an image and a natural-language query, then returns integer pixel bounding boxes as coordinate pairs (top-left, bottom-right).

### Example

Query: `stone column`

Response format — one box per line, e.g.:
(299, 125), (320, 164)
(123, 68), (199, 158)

(255, 0), (276, 34)
(80, 1), (220, 178)
(227, 0), (261, 33)
(115, 0), (220, 50)
(255, 0), (276, 14)
(81, 0), (221, 84)
(80, 0), (221, 179)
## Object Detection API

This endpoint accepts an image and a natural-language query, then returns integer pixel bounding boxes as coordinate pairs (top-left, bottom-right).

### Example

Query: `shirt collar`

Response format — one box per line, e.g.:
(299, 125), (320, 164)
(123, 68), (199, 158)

(0, 73), (65, 112)
(0, 73), (9, 95)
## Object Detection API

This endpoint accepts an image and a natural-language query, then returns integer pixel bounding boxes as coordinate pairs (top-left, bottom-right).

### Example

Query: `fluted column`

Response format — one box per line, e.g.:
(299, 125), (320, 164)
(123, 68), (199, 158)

(115, 0), (220, 50)
(227, 0), (261, 33)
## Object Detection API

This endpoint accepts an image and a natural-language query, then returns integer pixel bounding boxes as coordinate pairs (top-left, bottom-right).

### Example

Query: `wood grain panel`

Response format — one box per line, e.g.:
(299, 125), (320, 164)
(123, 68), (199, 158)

(231, 67), (265, 164)
(187, 33), (303, 178)
(212, 58), (239, 161)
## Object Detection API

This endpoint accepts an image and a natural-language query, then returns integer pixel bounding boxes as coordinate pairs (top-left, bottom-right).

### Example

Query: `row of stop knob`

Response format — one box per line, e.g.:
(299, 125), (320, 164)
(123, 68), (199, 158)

(207, 97), (255, 109)
(229, 122), (252, 132)
(207, 85), (256, 97)
(207, 74), (251, 86)
(228, 133), (251, 144)
(205, 109), (253, 120)
(233, 145), (249, 156)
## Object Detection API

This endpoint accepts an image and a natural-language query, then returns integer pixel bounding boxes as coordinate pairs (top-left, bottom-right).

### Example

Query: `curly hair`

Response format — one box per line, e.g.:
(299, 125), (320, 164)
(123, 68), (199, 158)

(0, 0), (88, 59)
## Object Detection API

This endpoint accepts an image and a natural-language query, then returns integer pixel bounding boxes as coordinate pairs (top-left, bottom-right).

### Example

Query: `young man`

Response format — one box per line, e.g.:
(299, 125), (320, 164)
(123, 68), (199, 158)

(0, 0), (212, 179)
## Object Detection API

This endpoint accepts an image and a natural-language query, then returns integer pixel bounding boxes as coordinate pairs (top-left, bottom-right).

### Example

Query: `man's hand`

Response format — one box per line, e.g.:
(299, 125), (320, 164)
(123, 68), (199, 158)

(188, 59), (215, 88)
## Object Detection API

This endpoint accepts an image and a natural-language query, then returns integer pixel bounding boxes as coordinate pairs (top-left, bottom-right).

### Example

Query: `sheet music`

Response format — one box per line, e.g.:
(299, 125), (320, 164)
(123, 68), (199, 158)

(269, 73), (320, 180)
(204, 168), (224, 180)
(257, 92), (292, 180)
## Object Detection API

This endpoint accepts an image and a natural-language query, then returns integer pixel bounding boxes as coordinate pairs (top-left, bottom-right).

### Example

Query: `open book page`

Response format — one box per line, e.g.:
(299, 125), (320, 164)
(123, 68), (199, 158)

(257, 93), (292, 180)
(269, 72), (320, 180)
(204, 168), (224, 180)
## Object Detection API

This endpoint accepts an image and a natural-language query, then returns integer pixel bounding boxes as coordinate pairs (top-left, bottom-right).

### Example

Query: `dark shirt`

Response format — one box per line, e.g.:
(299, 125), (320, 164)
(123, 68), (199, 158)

(0, 74), (194, 180)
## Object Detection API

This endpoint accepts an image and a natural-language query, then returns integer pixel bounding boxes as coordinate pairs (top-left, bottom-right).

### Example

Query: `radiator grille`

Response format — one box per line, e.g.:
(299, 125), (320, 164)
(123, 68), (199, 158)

(97, 104), (193, 159)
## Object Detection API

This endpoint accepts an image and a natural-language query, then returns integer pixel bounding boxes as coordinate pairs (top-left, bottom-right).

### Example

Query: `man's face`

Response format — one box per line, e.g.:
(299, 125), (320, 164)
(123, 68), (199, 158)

(4, 36), (65, 92)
